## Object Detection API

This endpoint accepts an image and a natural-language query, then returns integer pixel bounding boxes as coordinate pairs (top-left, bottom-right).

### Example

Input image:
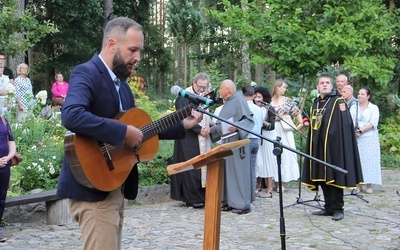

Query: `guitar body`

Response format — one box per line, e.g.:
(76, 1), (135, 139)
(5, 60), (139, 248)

(65, 108), (159, 191)
(64, 105), (193, 191)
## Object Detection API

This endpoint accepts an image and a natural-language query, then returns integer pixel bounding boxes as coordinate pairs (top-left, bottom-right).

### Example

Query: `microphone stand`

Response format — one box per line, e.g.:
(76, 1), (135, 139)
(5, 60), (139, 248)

(343, 100), (369, 203)
(276, 108), (325, 209)
(194, 105), (348, 250)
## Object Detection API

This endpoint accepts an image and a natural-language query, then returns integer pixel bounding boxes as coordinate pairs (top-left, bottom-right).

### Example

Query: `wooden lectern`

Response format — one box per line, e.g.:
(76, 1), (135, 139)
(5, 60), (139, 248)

(167, 139), (250, 250)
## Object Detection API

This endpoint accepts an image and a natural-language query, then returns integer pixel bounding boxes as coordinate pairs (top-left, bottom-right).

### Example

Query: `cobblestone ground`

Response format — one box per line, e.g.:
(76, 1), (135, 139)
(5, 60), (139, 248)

(1, 168), (399, 250)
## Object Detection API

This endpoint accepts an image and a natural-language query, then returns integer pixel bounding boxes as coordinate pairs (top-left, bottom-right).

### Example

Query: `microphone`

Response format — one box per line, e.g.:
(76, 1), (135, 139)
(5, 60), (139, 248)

(171, 85), (214, 106)
(254, 99), (269, 107)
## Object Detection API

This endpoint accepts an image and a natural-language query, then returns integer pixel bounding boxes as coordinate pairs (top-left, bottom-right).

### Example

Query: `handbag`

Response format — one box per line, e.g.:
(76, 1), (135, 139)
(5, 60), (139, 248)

(11, 152), (22, 166)
(280, 114), (296, 131)
(1, 116), (22, 166)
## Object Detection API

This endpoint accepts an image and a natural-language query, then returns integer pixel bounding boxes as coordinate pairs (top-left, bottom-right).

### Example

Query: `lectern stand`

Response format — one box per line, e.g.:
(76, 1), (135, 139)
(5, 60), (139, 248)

(167, 139), (250, 250)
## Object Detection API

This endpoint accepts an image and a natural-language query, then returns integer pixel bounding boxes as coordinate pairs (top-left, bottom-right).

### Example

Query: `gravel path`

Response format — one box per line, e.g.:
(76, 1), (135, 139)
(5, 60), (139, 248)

(1, 168), (399, 249)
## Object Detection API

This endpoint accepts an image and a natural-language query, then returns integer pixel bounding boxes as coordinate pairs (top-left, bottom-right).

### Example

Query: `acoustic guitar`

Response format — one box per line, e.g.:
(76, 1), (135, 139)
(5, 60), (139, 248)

(64, 104), (194, 191)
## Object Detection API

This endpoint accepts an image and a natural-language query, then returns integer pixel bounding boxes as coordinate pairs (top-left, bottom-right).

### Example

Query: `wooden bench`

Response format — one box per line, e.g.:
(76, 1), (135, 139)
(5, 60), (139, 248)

(5, 189), (73, 225)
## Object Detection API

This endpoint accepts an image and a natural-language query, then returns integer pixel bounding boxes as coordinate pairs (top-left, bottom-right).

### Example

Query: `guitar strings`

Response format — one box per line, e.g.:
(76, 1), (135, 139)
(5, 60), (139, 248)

(98, 105), (193, 156)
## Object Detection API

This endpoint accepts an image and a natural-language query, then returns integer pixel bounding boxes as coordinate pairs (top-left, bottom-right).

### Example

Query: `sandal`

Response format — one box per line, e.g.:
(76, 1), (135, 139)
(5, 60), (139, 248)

(221, 205), (233, 211)
(259, 192), (272, 198)
(255, 187), (262, 195)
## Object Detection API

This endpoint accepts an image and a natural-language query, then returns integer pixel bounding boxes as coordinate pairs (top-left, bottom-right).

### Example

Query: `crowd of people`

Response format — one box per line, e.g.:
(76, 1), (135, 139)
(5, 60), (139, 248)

(0, 52), (69, 242)
(0, 52), (69, 120)
(0, 16), (383, 247)
(168, 72), (379, 223)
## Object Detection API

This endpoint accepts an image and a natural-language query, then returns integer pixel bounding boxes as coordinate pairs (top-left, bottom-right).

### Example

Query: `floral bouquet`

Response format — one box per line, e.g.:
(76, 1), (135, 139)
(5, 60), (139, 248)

(35, 90), (48, 106)
(5, 84), (16, 110)
(6, 83), (15, 95)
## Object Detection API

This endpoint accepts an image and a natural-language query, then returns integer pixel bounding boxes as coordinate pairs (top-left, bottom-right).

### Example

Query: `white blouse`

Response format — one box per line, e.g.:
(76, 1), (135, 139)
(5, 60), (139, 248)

(349, 101), (380, 136)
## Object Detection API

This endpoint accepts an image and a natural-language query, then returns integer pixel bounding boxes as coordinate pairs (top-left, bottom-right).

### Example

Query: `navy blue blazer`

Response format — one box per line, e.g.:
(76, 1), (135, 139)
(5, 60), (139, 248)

(57, 54), (186, 201)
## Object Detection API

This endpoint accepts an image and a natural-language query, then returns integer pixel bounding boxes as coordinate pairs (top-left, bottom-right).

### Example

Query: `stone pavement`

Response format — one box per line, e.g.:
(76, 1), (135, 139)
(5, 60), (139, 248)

(1, 168), (399, 250)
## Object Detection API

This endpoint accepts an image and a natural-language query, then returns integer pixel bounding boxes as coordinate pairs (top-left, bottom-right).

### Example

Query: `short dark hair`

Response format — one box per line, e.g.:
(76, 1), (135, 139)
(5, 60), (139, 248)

(360, 87), (372, 102)
(242, 86), (255, 96)
(317, 74), (333, 83)
(102, 17), (143, 48)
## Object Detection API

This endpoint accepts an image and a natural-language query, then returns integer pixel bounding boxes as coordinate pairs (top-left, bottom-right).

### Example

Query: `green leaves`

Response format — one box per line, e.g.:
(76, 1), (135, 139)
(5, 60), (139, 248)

(167, 0), (204, 44)
(0, 4), (57, 56)
(212, 0), (398, 84)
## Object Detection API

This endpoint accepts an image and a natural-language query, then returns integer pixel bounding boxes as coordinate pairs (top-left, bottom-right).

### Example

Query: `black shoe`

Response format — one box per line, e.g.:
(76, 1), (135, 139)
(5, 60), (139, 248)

(186, 202), (204, 208)
(231, 208), (251, 214)
(221, 205), (233, 212)
(332, 210), (344, 221)
(311, 209), (333, 216)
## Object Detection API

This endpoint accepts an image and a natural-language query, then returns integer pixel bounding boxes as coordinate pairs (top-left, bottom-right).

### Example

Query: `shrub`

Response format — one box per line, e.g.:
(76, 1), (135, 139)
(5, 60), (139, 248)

(8, 114), (65, 194)
(137, 140), (174, 186)
(379, 110), (400, 169)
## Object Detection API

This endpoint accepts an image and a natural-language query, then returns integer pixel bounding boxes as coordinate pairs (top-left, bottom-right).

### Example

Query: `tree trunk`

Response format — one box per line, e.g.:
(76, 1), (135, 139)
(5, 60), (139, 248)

(254, 64), (264, 85)
(183, 42), (188, 87)
(241, 0), (251, 85)
(9, 0), (26, 76)
(103, 0), (114, 24)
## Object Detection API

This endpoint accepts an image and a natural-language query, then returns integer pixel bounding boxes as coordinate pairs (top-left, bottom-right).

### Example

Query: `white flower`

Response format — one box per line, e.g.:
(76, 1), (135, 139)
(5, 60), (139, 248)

(52, 156), (56, 160)
(32, 162), (38, 167)
(6, 84), (15, 94)
(31, 145), (37, 150)
(49, 164), (55, 175)
(299, 88), (307, 93)
(38, 166), (44, 172)
(27, 166), (31, 170)
(39, 158), (44, 163)
(35, 90), (48, 105)
(310, 89), (319, 98)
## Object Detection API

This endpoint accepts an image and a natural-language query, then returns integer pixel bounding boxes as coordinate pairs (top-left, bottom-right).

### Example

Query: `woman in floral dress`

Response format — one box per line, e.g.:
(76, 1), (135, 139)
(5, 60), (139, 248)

(270, 79), (303, 192)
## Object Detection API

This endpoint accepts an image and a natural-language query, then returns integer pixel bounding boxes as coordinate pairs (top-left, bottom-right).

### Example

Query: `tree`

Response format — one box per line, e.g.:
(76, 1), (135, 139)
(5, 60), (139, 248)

(27, 0), (104, 90)
(167, 0), (204, 86)
(211, 0), (399, 85)
(0, 0), (57, 77)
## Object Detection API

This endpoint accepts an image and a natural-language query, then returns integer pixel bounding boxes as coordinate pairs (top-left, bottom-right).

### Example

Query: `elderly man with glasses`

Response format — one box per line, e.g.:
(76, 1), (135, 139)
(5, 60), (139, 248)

(170, 72), (212, 208)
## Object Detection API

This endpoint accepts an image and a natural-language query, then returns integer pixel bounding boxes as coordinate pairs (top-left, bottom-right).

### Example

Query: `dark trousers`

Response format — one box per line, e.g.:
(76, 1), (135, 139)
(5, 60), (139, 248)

(320, 182), (344, 213)
(0, 165), (11, 223)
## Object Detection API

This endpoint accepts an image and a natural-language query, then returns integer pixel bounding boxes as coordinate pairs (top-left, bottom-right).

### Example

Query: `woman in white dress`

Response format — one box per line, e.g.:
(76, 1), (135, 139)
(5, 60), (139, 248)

(254, 87), (277, 198)
(270, 79), (303, 192)
(350, 87), (381, 194)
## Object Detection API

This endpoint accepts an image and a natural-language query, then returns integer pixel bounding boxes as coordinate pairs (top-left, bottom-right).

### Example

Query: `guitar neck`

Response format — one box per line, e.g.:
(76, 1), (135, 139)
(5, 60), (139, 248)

(141, 104), (194, 141)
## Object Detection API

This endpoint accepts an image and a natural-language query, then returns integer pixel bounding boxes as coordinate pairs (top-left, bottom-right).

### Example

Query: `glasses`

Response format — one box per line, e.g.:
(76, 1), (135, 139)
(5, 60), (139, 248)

(0, 58), (5, 60)
(194, 82), (207, 90)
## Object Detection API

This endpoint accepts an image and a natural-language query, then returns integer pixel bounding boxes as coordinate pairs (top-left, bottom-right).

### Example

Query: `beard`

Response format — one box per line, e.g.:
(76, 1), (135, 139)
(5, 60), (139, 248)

(112, 49), (132, 81)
